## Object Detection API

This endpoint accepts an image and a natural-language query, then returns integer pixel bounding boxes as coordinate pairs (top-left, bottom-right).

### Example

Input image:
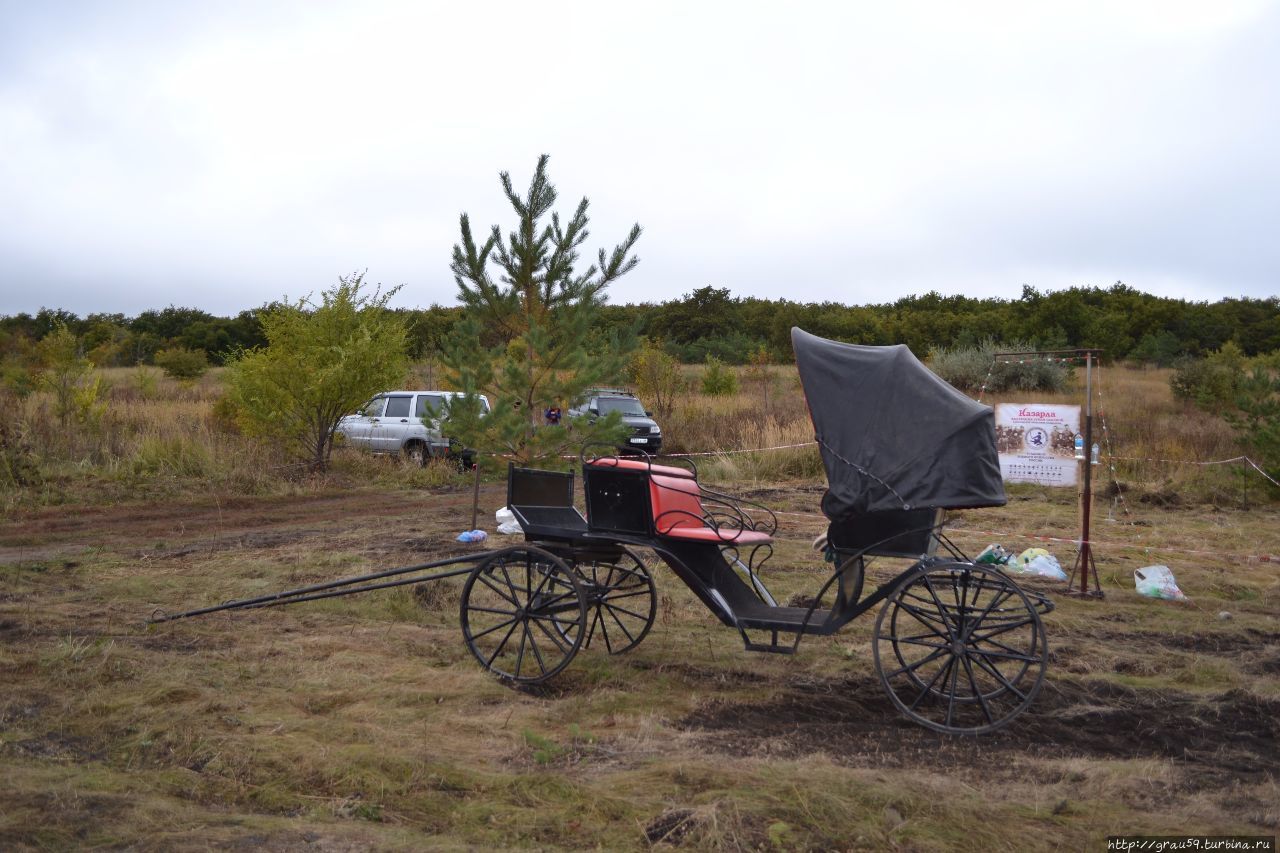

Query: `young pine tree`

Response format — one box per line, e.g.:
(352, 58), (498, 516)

(442, 156), (642, 467)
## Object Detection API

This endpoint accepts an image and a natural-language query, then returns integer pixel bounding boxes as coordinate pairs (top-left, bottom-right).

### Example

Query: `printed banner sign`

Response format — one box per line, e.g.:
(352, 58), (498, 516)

(996, 403), (1081, 487)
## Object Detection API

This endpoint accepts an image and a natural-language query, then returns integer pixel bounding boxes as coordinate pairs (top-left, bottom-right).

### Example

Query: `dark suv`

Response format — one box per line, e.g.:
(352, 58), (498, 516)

(569, 389), (663, 455)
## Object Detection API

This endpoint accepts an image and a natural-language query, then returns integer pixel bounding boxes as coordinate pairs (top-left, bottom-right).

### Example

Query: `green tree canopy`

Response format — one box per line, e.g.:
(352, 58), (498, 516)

(442, 155), (642, 467)
(226, 274), (409, 471)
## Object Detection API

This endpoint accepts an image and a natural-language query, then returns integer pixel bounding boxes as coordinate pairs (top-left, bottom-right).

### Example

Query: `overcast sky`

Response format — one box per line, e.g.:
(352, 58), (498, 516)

(1, 1), (1277, 316)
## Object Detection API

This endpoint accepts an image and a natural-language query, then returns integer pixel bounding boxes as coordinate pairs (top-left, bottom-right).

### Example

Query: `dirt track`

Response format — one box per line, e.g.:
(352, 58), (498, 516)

(0, 485), (506, 566)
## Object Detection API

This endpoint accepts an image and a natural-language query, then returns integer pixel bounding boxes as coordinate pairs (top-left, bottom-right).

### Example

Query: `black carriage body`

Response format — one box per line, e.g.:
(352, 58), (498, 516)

(505, 459), (933, 639)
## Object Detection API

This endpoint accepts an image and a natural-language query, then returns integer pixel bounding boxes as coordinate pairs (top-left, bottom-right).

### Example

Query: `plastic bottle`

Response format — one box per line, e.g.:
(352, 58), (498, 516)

(1091, 443), (1100, 465)
(1074, 434), (1085, 460)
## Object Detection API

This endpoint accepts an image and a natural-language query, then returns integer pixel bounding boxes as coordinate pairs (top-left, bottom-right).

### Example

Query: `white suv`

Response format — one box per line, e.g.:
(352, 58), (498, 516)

(336, 390), (489, 465)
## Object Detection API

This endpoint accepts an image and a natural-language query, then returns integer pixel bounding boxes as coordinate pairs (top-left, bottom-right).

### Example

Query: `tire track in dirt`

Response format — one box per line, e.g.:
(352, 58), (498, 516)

(0, 486), (503, 565)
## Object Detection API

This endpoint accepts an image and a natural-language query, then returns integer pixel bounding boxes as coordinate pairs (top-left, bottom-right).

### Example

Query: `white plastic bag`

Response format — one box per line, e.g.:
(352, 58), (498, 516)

(1006, 547), (1068, 581)
(1135, 565), (1186, 600)
(495, 506), (523, 536)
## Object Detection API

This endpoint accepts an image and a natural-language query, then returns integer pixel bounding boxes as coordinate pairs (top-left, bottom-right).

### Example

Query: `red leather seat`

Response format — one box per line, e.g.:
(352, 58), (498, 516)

(588, 457), (695, 479)
(649, 474), (773, 544)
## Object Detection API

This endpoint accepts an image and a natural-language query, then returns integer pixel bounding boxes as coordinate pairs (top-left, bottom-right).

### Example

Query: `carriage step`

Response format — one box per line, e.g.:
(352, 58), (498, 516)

(742, 640), (796, 655)
(734, 605), (832, 632)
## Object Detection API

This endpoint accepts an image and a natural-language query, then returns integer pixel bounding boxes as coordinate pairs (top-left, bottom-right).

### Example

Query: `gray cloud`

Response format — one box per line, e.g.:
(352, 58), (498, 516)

(1, 1), (1276, 315)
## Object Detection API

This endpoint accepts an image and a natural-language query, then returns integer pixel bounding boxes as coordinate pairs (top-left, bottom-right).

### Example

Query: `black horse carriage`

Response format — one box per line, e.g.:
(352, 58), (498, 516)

(152, 329), (1051, 734)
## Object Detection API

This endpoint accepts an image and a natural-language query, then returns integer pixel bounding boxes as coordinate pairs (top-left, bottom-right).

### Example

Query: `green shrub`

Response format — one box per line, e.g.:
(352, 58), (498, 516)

(1127, 330), (1183, 367)
(209, 394), (242, 434)
(153, 347), (209, 380)
(930, 339), (1068, 394)
(133, 366), (160, 400)
(0, 362), (36, 398)
(1170, 356), (1241, 410)
(626, 340), (685, 417)
(0, 408), (42, 488)
(37, 325), (106, 428)
(701, 355), (738, 396)
(1225, 365), (1280, 484)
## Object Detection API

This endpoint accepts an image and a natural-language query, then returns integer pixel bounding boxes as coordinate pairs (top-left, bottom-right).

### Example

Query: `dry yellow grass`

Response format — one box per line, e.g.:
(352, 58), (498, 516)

(2, 478), (1277, 849)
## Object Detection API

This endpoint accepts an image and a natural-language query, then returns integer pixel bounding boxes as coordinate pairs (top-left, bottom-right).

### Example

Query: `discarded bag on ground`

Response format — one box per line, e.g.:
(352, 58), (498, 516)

(975, 544), (1013, 565)
(495, 506), (523, 535)
(1134, 565), (1186, 600)
(1012, 547), (1068, 581)
(456, 529), (488, 543)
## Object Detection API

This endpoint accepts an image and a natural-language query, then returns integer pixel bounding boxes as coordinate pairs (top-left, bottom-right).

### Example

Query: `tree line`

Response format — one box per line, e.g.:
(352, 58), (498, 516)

(2, 283), (1277, 369)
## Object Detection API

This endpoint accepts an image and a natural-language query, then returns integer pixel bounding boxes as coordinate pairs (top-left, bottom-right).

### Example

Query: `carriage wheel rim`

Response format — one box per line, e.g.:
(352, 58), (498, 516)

(885, 570), (1041, 703)
(873, 562), (1048, 735)
(460, 546), (587, 684)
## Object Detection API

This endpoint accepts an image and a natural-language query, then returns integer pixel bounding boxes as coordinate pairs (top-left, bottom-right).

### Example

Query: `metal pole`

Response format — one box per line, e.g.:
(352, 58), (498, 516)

(470, 459), (482, 532)
(1079, 352), (1094, 595)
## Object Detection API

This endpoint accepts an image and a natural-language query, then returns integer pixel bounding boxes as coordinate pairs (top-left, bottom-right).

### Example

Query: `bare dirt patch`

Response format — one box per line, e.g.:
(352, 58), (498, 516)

(0, 486), (503, 565)
(679, 674), (1280, 782)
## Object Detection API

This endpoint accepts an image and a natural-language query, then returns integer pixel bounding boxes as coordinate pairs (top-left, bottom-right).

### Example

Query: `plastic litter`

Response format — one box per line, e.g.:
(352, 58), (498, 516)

(975, 544), (1013, 565)
(1134, 565), (1186, 600)
(495, 506), (523, 536)
(1012, 548), (1068, 581)
(455, 529), (488, 543)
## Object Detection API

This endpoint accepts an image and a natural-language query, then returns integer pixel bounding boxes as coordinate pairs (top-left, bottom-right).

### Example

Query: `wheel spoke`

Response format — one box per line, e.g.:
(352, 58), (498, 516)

(971, 652), (1029, 701)
(961, 651), (995, 725)
(598, 588), (651, 601)
(972, 632), (1035, 658)
(893, 600), (952, 639)
(964, 588), (1014, 638)
(484, 619), (521, 668)
(498, 562), (525, 605)
(597, 604), (614, 651)
(475, 572), (519, 606)
(909, 654), (955, 711)
(969, 616), (1035, 643)
(530, 615), (571, 653)
(526, 626), (548, 674)
(604, 604), (638, 644)
(883, 645), (948, 680)
(967, 646), (1041, 663)
(467, 605), (518, 617)
(891, 636), (949, 651)
(512, 622), (529, 677)
(944, 651), (962, 726)
(600, 602), (649, 622)
(468, 616), (517, 641)
(921, 575), (958, 639)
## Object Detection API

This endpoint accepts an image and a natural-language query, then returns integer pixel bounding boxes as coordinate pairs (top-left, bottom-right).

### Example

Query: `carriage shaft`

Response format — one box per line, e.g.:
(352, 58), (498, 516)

(148, 550), (500, 624)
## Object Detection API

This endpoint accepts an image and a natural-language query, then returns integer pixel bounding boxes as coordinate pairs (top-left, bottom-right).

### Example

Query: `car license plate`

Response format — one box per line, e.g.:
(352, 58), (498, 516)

(629, 437), (648, 444)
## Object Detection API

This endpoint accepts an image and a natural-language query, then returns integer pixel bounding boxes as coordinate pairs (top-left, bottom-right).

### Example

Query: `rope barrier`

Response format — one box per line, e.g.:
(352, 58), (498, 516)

(763, 507), (1278, 564)
(762, 524), (1278, 566)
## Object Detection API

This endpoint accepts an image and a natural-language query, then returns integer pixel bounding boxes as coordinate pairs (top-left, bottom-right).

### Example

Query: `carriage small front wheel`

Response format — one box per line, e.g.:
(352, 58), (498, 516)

(571, 548), (657, 655)
(873, 561), (1048, 734)
(460, 546), (587, 684)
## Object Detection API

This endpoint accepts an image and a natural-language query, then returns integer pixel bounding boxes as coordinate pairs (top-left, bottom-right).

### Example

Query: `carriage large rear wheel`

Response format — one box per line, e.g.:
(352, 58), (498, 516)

(572, 548), (657, 655)
(873, 561), (1047, 734)
(460, 546), (587, 684)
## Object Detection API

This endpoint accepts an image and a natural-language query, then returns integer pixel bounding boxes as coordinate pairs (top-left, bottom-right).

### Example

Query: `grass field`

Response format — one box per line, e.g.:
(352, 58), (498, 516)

(2, 363), (1278, 850)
